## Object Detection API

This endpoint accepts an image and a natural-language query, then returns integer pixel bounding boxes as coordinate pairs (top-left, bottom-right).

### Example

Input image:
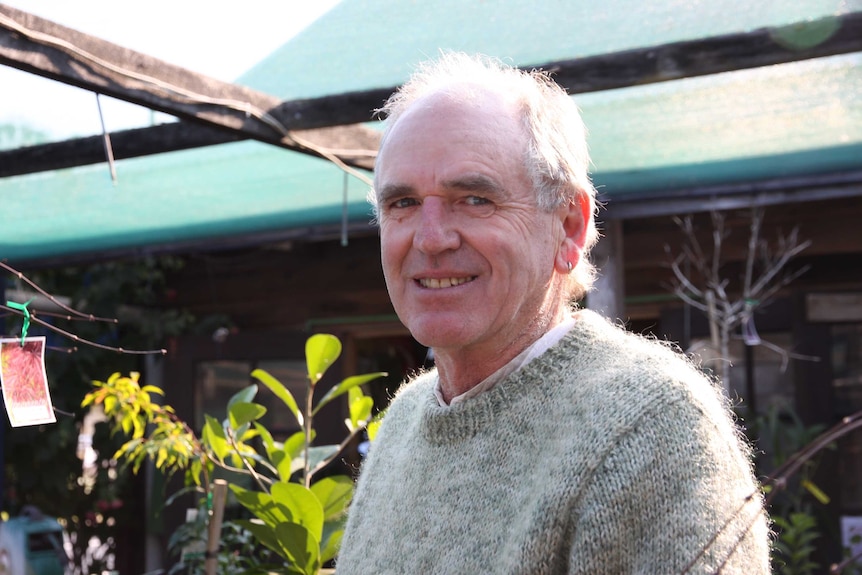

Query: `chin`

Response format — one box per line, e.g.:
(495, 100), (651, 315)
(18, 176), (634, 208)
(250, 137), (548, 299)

(405, 319), (473, 350)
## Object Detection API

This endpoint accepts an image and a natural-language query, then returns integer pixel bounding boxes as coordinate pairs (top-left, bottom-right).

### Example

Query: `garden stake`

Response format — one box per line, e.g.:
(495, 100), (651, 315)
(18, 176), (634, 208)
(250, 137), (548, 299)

(204, 479), (228, 575)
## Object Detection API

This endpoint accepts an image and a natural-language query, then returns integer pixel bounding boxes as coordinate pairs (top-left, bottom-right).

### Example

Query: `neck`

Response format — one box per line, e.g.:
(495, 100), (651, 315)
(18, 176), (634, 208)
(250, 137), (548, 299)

(434, 306), (569, 402)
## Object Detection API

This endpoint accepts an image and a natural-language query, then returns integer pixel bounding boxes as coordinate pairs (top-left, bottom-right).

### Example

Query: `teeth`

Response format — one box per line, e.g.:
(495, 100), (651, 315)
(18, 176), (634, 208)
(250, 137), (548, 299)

(419, 277), (474, 289)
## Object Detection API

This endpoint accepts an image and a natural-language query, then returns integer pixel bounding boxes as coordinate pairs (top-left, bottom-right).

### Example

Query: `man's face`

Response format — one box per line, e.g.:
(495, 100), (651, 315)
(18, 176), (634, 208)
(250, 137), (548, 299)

(376, 92), (566, 359)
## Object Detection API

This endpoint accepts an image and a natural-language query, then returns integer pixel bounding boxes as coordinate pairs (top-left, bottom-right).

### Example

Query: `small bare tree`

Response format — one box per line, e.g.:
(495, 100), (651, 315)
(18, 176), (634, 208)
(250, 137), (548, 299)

(665, 206), (813, 390)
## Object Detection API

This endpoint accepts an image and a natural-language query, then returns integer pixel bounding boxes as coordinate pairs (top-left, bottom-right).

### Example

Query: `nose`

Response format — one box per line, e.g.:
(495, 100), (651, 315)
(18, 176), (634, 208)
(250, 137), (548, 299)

(414, 197), (460, 254)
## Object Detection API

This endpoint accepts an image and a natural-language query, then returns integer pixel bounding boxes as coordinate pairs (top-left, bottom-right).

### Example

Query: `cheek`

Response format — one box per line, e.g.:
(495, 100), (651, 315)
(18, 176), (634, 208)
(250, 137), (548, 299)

(380, 230), (407, 281)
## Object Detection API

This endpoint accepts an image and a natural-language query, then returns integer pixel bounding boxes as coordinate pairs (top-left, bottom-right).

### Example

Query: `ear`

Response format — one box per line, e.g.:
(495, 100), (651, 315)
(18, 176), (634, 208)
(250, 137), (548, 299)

(554, 195), (590, 274)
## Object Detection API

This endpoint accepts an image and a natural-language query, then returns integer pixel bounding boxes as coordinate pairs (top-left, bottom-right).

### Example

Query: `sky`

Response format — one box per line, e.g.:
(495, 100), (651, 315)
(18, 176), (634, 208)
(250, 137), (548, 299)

(0, 0), (340, 141)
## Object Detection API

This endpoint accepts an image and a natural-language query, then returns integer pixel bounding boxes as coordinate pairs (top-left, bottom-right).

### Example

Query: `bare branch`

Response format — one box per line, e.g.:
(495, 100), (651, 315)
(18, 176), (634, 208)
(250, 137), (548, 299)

(830, 546), (862, 574)
(710, 211), (727, 281)
(743, 207), (764, 299)
(0, 260), (118, 324)
(749, 337), (822, 372)
(748, 234), (812, 297)
(0, 304), (166, 355)
(673, 287), (710, 313)
(669, 252), (706, 301)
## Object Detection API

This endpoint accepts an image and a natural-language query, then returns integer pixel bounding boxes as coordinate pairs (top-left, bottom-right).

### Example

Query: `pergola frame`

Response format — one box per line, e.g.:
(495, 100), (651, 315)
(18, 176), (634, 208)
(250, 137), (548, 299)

(2, 4), (861, 179)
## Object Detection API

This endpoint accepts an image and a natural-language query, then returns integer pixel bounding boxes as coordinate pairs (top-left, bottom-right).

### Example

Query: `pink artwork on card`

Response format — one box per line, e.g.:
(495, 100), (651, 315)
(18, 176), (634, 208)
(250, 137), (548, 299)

(0, 337), (56, 427)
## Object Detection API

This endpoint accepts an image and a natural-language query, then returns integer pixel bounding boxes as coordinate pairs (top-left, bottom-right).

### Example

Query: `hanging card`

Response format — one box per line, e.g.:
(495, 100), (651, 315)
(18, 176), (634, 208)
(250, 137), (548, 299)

(0, 336), (56, 427)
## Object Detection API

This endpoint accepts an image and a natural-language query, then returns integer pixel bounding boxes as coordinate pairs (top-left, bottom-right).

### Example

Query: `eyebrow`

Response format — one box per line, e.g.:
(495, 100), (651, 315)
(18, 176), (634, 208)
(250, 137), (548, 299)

(376, 173), (507, 206)
(440, 173), (506, 198)
(376, 183), (413, 206)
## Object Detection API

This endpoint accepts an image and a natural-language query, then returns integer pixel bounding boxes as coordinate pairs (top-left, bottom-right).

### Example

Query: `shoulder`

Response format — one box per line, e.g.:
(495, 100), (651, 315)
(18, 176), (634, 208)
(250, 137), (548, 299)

(388, 368), (437, 408)
(572, 309), (720, 393)
(368, 369), (436, 435)
(536, 310), (736, 440)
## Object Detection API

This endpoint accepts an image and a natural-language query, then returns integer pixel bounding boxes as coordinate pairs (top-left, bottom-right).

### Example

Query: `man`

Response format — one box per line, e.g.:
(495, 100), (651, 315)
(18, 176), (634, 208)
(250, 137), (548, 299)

(337, 52), (770, 574)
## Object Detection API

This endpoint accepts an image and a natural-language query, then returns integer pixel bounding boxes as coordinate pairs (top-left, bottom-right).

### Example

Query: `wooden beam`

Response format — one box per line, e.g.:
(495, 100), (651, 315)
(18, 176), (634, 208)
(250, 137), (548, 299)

(1, 5), (861, 177)
(0, 121), (378, 177)
(0, 4), (382, 166)
(0, 123), (239, 177)
(544, 11), (862, 93)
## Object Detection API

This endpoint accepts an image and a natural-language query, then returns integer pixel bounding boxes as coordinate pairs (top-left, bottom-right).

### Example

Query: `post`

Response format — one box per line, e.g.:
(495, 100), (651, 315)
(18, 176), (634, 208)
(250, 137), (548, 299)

(204, 479), (228, 575)
(586, 218), (625, 321)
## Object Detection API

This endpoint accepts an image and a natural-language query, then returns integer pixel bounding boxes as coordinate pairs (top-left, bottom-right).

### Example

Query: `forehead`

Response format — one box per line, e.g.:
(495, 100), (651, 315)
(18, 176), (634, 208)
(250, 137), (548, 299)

(376, 90), (529, 186)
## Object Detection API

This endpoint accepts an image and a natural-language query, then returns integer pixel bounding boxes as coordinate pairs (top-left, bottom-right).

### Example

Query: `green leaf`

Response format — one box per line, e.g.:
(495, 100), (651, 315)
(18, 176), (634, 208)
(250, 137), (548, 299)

(202, 414), (230, 461)
(255, 422), (287, 473)
(227, 384), (258, 411)
(275, 522), (321, 575)
(230, 485), (291, 526)
(156, 447), (168, 469)
(348, 391), (374, 431)
(310, 475), (354, 521)
(252, 368), (304, 427)
(307, 445), (340, 473)
(801, 479), (831, 505)
(284, 430), (309, 460)
(366, 411), (386, 441)
(313, 372), (387, 415)
(320, 517), (346, 564)
(255, 422), (276, 454)
(289, 455), (306, 477)
(235, 519), (287, 559)
(271, 481), (324, 540)
(305, 334), (341, 385)
(228, 401), (267, 429)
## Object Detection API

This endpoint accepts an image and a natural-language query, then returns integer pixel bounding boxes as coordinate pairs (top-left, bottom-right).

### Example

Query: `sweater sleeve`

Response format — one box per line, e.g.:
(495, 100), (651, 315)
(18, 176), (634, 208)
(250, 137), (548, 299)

(569, 393), (771, 575)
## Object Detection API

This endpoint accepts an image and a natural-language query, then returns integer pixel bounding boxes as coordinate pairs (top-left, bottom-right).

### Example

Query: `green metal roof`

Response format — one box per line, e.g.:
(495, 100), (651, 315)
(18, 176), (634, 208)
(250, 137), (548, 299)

(2, 0), (861, 265)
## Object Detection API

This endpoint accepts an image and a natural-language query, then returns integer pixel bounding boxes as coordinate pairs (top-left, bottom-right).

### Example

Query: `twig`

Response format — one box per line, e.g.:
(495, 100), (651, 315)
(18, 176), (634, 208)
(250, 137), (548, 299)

(763, 410), (862, 502)
(0, 261), (118, 323)
(0, 304), (166, 355)
(681, 409), (862, 574)
(308, 424), (367, 480)
(753, 338), (821, 372)
(830, 546), (862, 574)
(742, 207), (763, 299)
(226, 429), (271, 494)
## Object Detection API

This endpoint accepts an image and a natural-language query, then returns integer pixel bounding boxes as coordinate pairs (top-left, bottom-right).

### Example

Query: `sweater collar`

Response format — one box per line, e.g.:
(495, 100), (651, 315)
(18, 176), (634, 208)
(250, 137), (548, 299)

(419, 311), (599, 444)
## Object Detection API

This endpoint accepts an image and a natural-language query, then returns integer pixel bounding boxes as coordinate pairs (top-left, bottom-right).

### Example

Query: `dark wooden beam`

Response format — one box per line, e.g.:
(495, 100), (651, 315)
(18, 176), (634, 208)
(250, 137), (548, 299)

(543, 11), (862, 93)
(0, 123), (239, 177)
(1, 5), (861, 177)
(0, 121), (377, 177)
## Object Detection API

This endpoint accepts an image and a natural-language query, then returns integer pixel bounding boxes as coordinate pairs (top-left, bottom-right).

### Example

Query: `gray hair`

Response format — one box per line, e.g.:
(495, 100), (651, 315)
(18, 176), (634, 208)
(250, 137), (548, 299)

(371, 52), (599, 299)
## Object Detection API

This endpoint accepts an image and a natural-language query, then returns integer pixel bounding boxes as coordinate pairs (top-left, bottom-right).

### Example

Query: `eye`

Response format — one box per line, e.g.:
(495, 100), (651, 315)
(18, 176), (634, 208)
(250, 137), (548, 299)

(389, 197), (419, 209)
(464, 195), (491, 206)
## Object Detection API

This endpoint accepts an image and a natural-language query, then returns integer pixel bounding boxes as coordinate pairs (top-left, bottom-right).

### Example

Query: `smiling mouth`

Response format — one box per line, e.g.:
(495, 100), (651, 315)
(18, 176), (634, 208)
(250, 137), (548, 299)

(417, 276), (477, 289)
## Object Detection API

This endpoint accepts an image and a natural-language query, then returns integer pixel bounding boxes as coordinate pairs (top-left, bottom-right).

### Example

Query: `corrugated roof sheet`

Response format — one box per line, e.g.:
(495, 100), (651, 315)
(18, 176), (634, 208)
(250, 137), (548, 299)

(2, 0), (861, 264)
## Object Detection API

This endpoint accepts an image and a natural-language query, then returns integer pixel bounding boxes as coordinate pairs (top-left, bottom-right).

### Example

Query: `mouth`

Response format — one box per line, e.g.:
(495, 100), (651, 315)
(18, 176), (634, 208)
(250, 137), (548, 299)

(416, 276), (477, 289)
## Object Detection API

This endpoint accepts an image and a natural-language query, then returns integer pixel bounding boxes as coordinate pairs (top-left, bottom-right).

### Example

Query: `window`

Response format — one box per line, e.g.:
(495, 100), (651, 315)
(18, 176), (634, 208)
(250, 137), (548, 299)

(195, 358), (307, 439)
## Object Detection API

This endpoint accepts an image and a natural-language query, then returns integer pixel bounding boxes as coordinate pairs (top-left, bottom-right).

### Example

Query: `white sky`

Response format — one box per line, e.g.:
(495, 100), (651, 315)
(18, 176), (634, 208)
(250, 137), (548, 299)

(0, 1), (340, 140)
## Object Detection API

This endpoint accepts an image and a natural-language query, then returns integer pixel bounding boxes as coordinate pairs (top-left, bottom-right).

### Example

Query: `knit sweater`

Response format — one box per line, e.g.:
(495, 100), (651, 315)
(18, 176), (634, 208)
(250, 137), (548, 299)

(337, 310), (771, 574)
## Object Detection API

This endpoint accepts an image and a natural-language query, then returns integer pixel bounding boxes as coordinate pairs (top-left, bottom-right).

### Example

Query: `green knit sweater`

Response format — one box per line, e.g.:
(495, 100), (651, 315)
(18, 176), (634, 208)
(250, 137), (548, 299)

(337, 311), (770, 574)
